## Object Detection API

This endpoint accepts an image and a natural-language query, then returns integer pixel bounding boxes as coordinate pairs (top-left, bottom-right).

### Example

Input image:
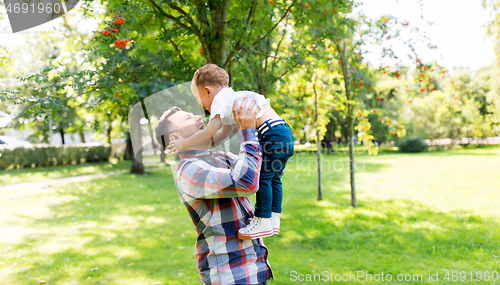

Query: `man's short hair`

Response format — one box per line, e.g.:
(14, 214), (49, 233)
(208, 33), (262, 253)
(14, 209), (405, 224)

(192, 64), (229, 88)
(155, 106), (181, 149)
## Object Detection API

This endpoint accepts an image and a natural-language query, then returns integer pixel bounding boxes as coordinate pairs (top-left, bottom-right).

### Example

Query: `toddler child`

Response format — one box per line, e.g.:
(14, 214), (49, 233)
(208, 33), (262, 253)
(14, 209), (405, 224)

(168, 64), (294, 240)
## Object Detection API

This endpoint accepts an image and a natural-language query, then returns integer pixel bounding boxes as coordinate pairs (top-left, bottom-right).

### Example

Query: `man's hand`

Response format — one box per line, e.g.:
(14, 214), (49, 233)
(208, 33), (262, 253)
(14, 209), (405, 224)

(233, 98), (260, 130)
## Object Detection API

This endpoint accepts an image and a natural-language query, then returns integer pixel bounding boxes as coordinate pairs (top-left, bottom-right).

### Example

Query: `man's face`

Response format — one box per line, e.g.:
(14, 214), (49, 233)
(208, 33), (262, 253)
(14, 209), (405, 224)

(168, 110), (205, 142)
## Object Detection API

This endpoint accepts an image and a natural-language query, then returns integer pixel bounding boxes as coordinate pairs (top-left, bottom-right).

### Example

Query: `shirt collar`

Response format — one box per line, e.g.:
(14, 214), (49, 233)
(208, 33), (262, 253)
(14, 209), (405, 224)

(214, 87), (235, 98)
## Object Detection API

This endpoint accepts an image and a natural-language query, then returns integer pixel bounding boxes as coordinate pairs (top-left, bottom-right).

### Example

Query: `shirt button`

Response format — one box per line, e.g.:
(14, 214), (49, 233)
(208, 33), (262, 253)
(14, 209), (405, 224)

(255, 131), (258, 135)
(258, 152), (262, 156)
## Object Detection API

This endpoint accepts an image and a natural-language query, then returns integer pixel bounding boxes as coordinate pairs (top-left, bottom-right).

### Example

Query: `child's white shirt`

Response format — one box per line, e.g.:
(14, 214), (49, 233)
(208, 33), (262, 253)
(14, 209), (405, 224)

(209, 87), (270, 126)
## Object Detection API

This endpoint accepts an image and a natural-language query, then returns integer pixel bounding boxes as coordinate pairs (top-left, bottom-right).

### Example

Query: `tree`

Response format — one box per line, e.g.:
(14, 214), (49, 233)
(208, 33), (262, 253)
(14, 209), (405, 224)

(3, 0), (335, 173)
(483, 0), (500, 135)
(294, 2), (431, 207)
(397, 64), (499, 145)
(0, 27), (94, 144)
(312, 71), (322, 200)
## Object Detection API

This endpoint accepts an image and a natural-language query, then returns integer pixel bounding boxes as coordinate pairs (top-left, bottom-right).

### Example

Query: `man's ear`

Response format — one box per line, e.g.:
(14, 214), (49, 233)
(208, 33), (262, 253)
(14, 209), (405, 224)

(169, 132), (184, 142)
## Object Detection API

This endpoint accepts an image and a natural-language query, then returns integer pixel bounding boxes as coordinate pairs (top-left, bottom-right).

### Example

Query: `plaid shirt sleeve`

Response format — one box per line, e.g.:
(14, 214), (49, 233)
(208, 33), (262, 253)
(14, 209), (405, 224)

(176, 128), (262, 199)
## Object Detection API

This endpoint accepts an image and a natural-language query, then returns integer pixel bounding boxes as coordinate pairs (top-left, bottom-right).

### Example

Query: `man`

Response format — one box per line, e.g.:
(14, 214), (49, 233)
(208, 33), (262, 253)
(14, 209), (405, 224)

(155, 98), (272, 285)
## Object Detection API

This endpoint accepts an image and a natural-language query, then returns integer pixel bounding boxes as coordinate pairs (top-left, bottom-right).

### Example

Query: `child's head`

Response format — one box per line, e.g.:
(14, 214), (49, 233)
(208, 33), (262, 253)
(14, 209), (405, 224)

(191, 64), (229, 111)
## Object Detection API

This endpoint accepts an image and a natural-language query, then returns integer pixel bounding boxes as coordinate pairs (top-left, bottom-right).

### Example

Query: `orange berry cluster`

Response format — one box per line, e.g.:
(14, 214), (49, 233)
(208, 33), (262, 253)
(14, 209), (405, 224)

(115, 39), (128, 48)
(100, 30), (111, 36)
(114, 17), (126, 25)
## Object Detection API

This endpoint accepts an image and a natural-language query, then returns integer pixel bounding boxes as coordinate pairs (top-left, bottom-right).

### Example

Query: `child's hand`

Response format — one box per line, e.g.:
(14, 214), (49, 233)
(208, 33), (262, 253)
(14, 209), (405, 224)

(167, 137), (186, 155)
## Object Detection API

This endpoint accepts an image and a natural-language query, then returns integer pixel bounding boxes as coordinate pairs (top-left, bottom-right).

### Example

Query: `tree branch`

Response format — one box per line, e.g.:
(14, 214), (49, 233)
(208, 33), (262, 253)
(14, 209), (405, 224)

(147, 0), (191, 30)
(165, 2), (199, 33)
(193, 0), (211, 34)
(219, 0), (231, 63)
(242, 45), (291, 59)
(190, 0), (211, 62)
(168, 38), (185, 62)
(148, 0), (210, 62)
(223, 0), (258, 68)
(253, 0), (296, 44)
(278, 60), (300, 79)
(271, 16), (290, 73)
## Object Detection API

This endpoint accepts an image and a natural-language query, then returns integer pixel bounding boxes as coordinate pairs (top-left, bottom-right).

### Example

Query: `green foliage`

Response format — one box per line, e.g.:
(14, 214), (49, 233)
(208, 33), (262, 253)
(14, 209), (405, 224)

(484, 0), (500, 57)
(482, 1), (500, 135)
(0, 47), (11, 69)
(0, 144), (111, 170)
(397, 136), (429, 153)
(398, 65), (499, 142)
(367, 113), (388, 142)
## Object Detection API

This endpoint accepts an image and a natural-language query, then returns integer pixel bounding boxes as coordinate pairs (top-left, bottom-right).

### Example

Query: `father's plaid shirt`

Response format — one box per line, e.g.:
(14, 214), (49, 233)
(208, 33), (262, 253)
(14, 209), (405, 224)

(175, 129), (273, 285)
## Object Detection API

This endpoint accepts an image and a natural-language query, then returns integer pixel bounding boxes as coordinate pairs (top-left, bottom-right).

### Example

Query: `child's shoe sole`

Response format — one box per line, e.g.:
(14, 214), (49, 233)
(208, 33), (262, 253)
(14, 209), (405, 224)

(238, 229), (274, 240)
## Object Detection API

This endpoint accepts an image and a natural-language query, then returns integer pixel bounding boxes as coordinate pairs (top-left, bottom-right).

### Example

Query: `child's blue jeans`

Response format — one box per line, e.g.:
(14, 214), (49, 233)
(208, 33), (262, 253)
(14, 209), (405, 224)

(255, 118), (294, 218)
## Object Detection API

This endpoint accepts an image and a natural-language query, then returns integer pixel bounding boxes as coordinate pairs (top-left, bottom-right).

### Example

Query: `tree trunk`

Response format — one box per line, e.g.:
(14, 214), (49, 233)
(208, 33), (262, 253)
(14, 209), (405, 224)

(124, 132), (132, 160)
(129, 107), (144, 174)
(130, 147), (144, 174)
(325, 118), (337, 153)
(339, 41), (357, 207)
(140, 99), (165, 163)
(79, 130), (86, 144)
(160, 146), (165, 163)
(60, 128), (65, 145)
(330, 119), (336, 145)
(127, 138), (144, 174)
(347, 110), (357, 207)
(228, 60), (233, 87)
(313, 72), (322, 201)
(141, 99), (157, 152)
(206, 0), (229, 66)
(107, 118), (113, 144)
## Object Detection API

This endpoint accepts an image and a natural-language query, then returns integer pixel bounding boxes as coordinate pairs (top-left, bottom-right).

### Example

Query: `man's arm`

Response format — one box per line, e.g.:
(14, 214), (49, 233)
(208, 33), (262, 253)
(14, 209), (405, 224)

(168, 116), (222, 154)
(176, 99), (262, 199)
(176, 128), (261, 199)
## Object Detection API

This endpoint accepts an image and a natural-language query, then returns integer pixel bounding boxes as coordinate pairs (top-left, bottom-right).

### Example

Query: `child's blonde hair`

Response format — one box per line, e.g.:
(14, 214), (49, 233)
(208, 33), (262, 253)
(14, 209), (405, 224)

(192, 64), (229, 89)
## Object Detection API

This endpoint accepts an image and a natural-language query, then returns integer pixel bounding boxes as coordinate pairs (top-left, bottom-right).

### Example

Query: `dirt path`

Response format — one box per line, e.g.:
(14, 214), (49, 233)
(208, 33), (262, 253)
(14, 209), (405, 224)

(0, 168), (157, 192)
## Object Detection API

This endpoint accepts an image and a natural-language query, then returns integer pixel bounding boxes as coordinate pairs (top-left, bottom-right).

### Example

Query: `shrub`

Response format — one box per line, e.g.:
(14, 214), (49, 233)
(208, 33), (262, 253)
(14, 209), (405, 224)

(0, 144), (111, 170)
(397, 136), (429, 153)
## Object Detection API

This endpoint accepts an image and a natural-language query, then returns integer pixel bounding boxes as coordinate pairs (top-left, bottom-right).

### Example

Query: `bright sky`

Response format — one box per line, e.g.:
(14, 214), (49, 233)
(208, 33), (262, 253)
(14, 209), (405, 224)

(0, 0), (497, 71)
(360, 0), (496, 71)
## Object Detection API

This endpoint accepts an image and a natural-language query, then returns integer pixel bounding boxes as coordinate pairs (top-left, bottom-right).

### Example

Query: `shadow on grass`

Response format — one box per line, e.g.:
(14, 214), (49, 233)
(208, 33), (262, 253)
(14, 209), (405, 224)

(286, 154), (391, 181)
(8, 167), (201, 284)
(0, 160), (131, 187)
(267, 189), (500, 284)
(5, 152), (500, 284)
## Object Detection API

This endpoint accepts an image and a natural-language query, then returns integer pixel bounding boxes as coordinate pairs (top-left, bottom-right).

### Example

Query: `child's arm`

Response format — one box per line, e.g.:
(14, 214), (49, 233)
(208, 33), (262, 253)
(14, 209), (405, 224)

(167, 116), (222, 154)
(212, 124), (235, 146)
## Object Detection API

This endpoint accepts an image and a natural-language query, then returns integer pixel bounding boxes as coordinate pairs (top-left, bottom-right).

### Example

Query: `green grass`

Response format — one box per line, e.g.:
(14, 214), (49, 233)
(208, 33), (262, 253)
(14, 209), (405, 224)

(1, 146), (499, 284)
(0, 155), (164, 187)
(294, 143), (398, 153)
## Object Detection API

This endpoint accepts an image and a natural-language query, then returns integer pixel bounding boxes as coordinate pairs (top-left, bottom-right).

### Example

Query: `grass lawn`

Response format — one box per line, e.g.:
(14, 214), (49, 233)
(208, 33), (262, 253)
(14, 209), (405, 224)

(0, 146), (499, 284)
(0, 155), (163, 187)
